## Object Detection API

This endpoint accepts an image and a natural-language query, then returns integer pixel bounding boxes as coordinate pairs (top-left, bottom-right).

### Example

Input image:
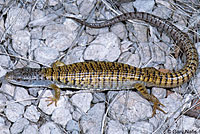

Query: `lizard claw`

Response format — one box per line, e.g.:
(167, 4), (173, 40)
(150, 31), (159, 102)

(45, 96), (58, 107)
(151, 96), (167, 117)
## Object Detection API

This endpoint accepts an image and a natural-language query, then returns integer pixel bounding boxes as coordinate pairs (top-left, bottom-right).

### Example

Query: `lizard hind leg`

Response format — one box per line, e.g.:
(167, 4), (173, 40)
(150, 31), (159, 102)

(45, 84), (61, 106)
(134, 83), (167, 117)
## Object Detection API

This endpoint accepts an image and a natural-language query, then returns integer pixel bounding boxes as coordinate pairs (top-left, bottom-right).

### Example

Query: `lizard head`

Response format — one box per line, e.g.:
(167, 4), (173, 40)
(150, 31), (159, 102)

(5, 68), (43, 87)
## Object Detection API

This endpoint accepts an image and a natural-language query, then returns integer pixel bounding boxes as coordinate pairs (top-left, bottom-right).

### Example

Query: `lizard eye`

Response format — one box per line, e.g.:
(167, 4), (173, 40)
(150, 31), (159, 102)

(15, 78), (21, 81)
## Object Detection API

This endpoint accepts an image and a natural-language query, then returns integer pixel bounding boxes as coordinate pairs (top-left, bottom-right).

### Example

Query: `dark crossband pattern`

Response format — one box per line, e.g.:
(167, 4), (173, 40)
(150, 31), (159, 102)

(65, 12), (198, 88)
(42, 61), (148, 90)
(5, 12), (199, 117)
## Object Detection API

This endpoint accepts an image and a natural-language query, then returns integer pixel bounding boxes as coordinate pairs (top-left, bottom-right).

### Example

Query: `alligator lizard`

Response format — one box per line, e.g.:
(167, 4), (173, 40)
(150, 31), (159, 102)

(4, 12), (199, 117)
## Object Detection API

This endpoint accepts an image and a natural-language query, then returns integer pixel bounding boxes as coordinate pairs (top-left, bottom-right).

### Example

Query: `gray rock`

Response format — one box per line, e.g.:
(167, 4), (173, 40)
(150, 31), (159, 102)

(0, 66), (7, 78)
(120, 40), (136, 53)
(70, 93), (93, 113)
(30, 39), (41, 52)
(121, 2), (135, 12)
(164, 56), (177, 71)
(149, 114), (161, 129)
(153, 42), (169, 54)
(80, 103), (105, 134)
(5, 7), (30, 33)
(84, 43), (109, 61)
(195, 119), (200, 128)
(111, 23), (127, 40)
(0, 116), (5, 126)
(66, 120), (80, 132)
(10, 118), (29, 134)
(84, 32), (120, 61)
(72, 110), (82, 121)
(22, 125), (38, 134)
(137, 43), (151, 66)
(11, 30), (31, 56)
(152, 87), (166, 99)
(107, 91), (120, 102)
(30, 27), (43, 39)
(116, 0), (135, 4)
(29, 13), (58, 27)
(77, 0), (83, 5)
(39, 122), (62, 134)
(28, 87), (41, 97)
(118, 51), (140, 67)
(34, 46), (59, 65)
(106, 120), (128, 134)
(0, 82), (15, 97)
(86, 26), (109, 36)
(0, 93), (7, 113)
(0, 125), (10, 134)
(78, 35), (88, 46)
(133, 0), (155, 12)
(130, 121), (154, 134)
(0, 18), (4, 38)
(42, 19), (78, 51)
(48, 0), (59, 6)
(72, 131), (79, 134)
(152, 5), (172, 19)
(196, 42), (200, 62)
(0, 0), (4, 4)
(51, 107), (72, 127)
(172, 85), (188, 95)
(62, 46), (85, 65)
(171, 11), (187, 30)
(34, 0), (46, 9)
(192, 64), (200, 93)
(152, 45), (166, 65)
(0, 55), (10, 68)
(15, 87), (32, 106)
(12, 59), (29, 68)
(5, 102), (25, 122)
(92, 93), (106, 103)
(24, 105), (41, 122)
(64, 3), (79, 14)
(79, 0), (95, 17)
(108, 91), (152, 123)
(170, 115), (198, 131)
(30, 9), (45, 21)
(180, 116), (197, 130)
(160, 93), (183, 117)
(129, 23), (148, 43)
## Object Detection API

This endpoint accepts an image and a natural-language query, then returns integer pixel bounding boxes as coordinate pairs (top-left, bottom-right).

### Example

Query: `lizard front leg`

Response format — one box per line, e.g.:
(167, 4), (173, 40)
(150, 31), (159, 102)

(45, 84), (61, 106)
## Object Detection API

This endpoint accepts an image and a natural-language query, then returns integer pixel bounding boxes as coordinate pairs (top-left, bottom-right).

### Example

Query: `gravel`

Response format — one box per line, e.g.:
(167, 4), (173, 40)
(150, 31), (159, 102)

(0, 0), (199, 133)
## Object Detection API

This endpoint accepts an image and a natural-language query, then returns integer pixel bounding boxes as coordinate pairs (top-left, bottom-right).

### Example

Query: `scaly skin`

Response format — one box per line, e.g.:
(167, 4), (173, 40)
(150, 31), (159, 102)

(65, 12), (199, 88)
(4, 12), (199, 116)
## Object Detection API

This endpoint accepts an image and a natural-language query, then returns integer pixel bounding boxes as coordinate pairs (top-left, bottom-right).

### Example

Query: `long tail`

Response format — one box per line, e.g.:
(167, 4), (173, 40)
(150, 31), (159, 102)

(67, 12), (199, 87)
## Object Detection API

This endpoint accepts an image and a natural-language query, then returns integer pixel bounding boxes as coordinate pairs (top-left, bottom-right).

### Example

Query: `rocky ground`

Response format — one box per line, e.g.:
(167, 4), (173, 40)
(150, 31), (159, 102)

(0, 0), (199, 134)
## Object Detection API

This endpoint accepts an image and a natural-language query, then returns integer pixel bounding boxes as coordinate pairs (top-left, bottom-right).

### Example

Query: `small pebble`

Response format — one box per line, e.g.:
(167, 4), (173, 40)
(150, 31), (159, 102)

(34, 46), (59, 65)
(10, 118), (29, 134)
(66, 120), (80, 132)
(70, 93), (93, 113)
(39, 122), (62, 134)
(5, 102), (25, 122)
(24, 105), (41, 122)
(51, 107), (72, 127)
(80, 103), (105, 134)
(5, 7), (30, 33)
(22, 125), (38, 134)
